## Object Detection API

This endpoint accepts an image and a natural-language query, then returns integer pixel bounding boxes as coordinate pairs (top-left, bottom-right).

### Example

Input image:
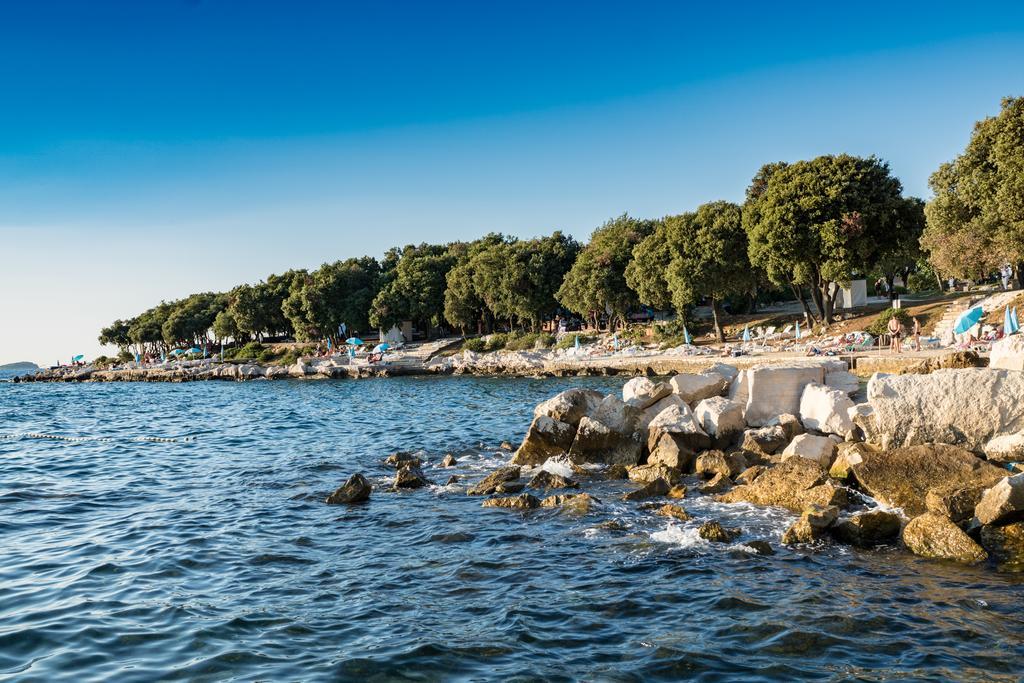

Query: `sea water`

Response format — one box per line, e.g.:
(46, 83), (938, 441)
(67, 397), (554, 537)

(1, 374), (1022, 681)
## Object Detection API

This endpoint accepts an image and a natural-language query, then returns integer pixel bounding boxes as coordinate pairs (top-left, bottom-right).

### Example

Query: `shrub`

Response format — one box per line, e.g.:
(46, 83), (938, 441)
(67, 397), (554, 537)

(92, 355), (114, 368)
(116, 350), (134, 363)
(462, 338), (486, 352)
(235, 341), (265, 359)
(484, 333), (509, 352)
(867, 308), (911, 336)
(555, 333), (596, 349)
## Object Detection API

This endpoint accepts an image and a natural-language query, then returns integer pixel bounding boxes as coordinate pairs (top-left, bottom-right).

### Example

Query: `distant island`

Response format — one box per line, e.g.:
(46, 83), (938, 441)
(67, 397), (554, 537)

(0, 361), (38, 372)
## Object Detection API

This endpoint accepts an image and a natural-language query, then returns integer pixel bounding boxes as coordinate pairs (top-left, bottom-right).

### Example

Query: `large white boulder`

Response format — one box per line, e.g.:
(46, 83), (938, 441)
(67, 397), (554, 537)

(990, 335), (1024, 371)
(727, 369), (749, 407)
(592, 395), (643, 435)
(781, 434), (837, 467)
(621, 377), (671, 409)
(799, 383), (855, 436)
(670, 372), (729, 403)
(744, 364), (826, 427)
(868, 368), (1024, 450)
(694, 396), (745, 448)
(534, 388), (604, 427)
(639, 394), (689, 431)
(707, 362), (740, 383)
(984, 431), (1024, 464)
(825, 370), (860, 397)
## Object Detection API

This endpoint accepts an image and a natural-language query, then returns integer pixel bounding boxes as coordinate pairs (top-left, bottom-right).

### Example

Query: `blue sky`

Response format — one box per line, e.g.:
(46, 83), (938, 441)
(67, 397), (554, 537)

(2, 1), (1023, 364)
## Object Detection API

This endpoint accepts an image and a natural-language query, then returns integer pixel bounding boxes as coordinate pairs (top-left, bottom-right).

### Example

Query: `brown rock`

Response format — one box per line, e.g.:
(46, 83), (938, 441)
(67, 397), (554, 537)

(441, 454), (458, 467)
(699, 472), (732, 494)
(569, 416), (643, 466)
(695, 450), (747, 479)
(385, 451), (421, 468)
(512, 415), (577, 466)
(467, 465), (521, 495)
(667, 484), (688, 499)
(782, 504), (838, 544)
(903, 513), (988, 564)
(604, 463), (630, 480)
(832, 510), (901, 547)
(533, 388), (604, 427)
(849, 444), (1005, 517)
(325, 473), (372, 504)
(717, 458), (848, 513)
(540, 492), (598, 514)
(829, 442), (873, 480)
(699, 520), (738, 543)
(655, 503), (692, 521)
(979, 521), (1024, 569)
(628, 463), (681, 486)
(393, 465), (431, 489)
(528, 470), (578, 491)
(444, 475), (460, 485)
(482, 493), (540, 510)
(735, 465), (766, 485)
(744, 540), (775, 555)
(495, 482), (526, 494)
(622, 477), (670, 501)
(776, 413), (805, 441)
(647, 432), (696, 472)
(925, 486), (986, 525)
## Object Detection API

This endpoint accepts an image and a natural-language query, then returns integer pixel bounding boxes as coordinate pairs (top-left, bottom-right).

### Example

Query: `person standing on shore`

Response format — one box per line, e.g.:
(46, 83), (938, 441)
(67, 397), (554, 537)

(887, 314), (903, 353)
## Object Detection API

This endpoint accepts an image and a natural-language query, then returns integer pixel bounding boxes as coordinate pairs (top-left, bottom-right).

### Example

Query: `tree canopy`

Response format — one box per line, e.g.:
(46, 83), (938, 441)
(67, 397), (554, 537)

(922, 97), (1024, 280)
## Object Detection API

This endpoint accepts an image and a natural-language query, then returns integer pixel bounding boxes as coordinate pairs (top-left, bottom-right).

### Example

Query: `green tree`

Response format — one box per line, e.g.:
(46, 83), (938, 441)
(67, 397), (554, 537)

(557, 214), (655, 329)
(369, 243), (455, 338)
(98, 319), (132, 352)
(283, 257), (381, 342)
(743, 155), (908, 324)
(874, 197), (927, 297)
(443, 234), (510, 334)
(664, 202), (754, 342)
(213, 308), (241, 342)
(922, 97), (1024, 283)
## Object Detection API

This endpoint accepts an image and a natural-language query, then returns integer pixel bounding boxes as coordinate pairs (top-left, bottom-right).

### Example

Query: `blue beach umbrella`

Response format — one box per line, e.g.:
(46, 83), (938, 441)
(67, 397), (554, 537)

(953, 306), (984, 335)
(795, 321), (801, 340)
(345, 337), (364, 346)
(1013, 308), (1021, 334)
(574, 334), (580, 350)
(613, 333), (619, 350)
(1005, 307), (1014, 335)
(189, 346), (202, 354)
(72, 354), (84, 362)
(327, 338), (332, 350)
(683, 326), (691, 345)
(742, 325), (751, 342)
(170, 349), (185, 356)
(373, 342), (390, 353)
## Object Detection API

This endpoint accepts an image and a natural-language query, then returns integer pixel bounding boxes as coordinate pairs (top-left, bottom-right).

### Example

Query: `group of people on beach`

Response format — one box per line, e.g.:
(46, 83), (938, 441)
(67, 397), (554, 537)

(887, 314), (922, 353)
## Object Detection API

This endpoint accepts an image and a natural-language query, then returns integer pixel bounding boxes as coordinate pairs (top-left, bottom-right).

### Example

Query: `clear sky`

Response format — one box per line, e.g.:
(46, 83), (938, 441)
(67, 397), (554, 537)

(1, 1), (1023, 365)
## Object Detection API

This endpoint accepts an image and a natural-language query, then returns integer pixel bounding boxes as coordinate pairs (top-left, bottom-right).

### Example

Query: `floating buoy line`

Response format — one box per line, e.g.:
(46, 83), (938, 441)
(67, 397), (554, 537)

(0, 433), (195, 443)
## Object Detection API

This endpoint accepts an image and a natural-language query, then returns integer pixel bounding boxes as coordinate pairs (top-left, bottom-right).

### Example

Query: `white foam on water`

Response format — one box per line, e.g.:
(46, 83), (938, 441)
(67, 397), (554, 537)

(541, 455), (576, 478)
(650, 522), (709, 550)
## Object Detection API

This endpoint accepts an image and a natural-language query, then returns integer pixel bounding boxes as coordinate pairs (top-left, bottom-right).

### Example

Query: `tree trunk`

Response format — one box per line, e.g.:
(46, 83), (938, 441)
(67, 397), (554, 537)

(788, 282), (816, 325)
(710, 297), (725, 342)
(934, 268), (944, 291)
(1016, 262), (1024, 290)
(809, 284), (826, 321)
(886, 274), (896, 301)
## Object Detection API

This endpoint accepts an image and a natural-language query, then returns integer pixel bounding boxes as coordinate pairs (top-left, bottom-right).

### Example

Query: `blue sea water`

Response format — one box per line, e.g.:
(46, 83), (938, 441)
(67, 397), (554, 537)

(1, 374), (1023, 682)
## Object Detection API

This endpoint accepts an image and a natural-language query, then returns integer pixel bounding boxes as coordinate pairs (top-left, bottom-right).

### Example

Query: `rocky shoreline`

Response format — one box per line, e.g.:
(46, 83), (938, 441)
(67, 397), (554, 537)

(329, 359), (1024, 571)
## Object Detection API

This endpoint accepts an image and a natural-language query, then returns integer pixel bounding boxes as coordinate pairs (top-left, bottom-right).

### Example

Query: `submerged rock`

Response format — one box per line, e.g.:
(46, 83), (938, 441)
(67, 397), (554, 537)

(467, 465), (521, 495)
(482, 493), (540, 510)
(744, 540), (775, 555)
(528, 469), (578, 491)
(603, 463), (630, 480)
(974, 474), (1024, 526)
(444, 475), (460, 485)
(699, 520), (738, 543)
(979, 521), (1024, 569)
(655, 503), (692, 521)
(393, 465), (431, 489)
(903, 513), (987, 564)
(849, 444), (1005, 517)
(385, 451), (422, 468)
(441, 454), (458, 467)
(667, 484), (688, 499)
(540, 492), (598, 514)
(325, 473), (372, 504)
(782, 504), (838, 544)
(831, 510), (901, 547)
(717, 458), (847, 513)
(622, 477), (670, 501)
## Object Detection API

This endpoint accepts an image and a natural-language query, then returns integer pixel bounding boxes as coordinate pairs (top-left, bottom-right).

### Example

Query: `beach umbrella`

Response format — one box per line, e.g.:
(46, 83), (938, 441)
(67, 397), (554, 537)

(683, 326), (691, 345)
(1013, 308), (1021, 334)
(742, 324), (751, 342)
(72, 354), (84, 362)
(574, 334), (580, 350)
(189, 346), (202, 354)
(953, 305), (984, 335)
(327, 338), (332, 351)
(612, 333), (619, 350)
(345, 337), (364, 346)
(1005, 307), (1014, 335)
(373, 342), (390, 353)
(795, 321), (801, 340)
